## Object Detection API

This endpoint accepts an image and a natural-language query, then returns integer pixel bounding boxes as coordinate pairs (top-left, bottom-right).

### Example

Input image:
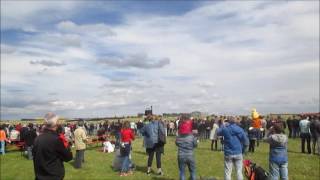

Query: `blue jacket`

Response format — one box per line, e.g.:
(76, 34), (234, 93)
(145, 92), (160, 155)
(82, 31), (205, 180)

(175, 134), (197, 156)
(217, 123), (249, 156)
(140, 120), (165, 149)
(265, 134), (288, 164)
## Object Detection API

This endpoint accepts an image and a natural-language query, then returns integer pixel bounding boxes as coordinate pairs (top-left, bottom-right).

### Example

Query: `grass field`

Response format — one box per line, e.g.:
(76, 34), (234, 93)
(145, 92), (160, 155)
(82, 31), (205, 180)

(0, 136), (319, 180)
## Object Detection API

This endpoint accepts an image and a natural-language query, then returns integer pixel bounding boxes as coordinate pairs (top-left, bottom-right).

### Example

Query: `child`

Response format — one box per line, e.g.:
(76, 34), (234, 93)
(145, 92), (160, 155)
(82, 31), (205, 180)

(119, 121), (135, 176)
(248, 127), (258, 153)
(264, 123), (288, 180)
(176, 115), (198, 180)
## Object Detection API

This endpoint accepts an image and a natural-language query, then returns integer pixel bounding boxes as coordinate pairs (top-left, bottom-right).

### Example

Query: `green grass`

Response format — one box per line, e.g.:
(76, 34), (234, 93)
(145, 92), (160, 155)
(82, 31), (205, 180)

(0, 137), (319, 180)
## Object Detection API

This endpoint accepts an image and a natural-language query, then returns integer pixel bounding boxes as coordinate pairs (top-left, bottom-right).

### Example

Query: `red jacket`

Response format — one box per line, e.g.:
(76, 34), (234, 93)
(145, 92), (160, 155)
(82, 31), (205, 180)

(121, 128), (135, 143)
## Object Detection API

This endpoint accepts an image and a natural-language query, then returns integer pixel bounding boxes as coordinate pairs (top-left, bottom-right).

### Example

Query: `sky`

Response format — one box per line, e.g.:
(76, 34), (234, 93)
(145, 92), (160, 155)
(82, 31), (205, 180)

(1, 1), (319, 120)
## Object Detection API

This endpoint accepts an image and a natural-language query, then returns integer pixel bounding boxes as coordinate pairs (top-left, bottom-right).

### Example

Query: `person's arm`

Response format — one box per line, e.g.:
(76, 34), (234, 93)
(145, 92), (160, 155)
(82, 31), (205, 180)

(82, 129), (88, 142)
(55, 138), (73, 162)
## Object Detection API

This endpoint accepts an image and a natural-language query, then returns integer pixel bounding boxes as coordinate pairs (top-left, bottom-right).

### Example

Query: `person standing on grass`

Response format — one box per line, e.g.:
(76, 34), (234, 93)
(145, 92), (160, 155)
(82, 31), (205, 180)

(0, 124), (10, 155)
(299, 115), (311, 154)
(248, 127), (258, 153)
(74, 120), (88, 169)
(140, 115), (166, 176)
(33, 112), (73, 180)
(119, 121), (135, 176)
(176, 114), (197, 180)
(24, 123), (37, 160)
(209, 119), (219, 151)
(217, 116), (249, 180)
(264, 123), (288, 180)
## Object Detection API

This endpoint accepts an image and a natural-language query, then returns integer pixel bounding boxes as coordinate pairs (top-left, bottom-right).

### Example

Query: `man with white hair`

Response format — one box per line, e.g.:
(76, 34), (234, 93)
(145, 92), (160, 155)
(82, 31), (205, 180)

(33, 112), (73, 180)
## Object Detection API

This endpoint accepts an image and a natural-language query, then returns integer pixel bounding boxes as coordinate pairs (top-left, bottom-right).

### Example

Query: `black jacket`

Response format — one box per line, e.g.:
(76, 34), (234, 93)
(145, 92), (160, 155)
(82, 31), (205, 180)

(33, 129), (73, 180)
(25, 128), (37, 146)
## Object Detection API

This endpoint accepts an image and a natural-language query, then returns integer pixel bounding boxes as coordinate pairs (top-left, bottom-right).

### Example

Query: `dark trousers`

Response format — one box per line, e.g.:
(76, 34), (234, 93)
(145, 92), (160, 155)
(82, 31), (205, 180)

(300, 133), (311, 153)
(211, 140), (218, 151)
(311, 135), (317, 154)
(249, 139), (256, 152)
(288, 128), (292, 138)
(147, 150), (161, 168)
(75, 149), (85, 168)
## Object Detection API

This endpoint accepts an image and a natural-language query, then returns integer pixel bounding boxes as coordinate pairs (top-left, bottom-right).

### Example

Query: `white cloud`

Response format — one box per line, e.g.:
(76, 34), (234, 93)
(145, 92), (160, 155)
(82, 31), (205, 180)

(1, 1), (319, 119)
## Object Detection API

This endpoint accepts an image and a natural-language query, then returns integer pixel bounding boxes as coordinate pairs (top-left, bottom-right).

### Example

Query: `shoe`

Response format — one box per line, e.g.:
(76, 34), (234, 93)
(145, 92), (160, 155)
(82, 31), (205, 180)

(120, 173), (128, 176)
(157, 171), (164, 176)
(146, 170), (151, 176)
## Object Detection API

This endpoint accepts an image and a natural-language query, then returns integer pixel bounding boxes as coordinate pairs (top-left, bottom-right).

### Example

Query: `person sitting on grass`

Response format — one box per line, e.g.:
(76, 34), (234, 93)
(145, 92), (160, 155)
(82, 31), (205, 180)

(264, 123), (288, 180)
(119, 121), (135, 176)
(176, 114), (198, 180)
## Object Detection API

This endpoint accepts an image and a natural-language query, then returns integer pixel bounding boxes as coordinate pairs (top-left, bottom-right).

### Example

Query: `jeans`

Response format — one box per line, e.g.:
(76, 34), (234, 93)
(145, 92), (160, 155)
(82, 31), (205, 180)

(224, 154), (243, 180)
(269, 162), (288, 180)
(75, 149), (85, 168)
(121, 155), (131, 173)
(26, 146), (33, 160)
(178, 155), (196, 180)
(0, 141), (5, 155)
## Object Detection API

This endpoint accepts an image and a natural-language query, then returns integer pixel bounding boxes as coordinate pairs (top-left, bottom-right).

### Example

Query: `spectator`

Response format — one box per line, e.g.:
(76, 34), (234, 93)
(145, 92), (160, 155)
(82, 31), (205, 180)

(33, 112), (73, 180)
(140, 115), (166, 176)
(209, 120), (219, 151)
(248, 127), (258, 153)
(286, 117), (293, 138)
(309, 117), (319, 155)
(74, 120), (88, 168)
(0, 125), (10, 155)
(292, 116), (300, 138)
(265, 123), (288, 180)
(24, 123), (37, 160)
(119, 121), (135, 176)
(217, 117), (249, 180)
(299, 116), (311, 154)
(176, 114), (198, 180)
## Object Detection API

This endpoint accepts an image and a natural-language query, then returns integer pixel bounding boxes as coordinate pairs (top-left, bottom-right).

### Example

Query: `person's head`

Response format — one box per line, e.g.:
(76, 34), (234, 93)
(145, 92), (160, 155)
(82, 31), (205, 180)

(28, 123), (33, 129)
(78, 119), (85, 127)
(180, 113), (190, 122)
(56, 125), (64, 134)
(44, 112), (59, 130)
(123, 121), (130, 129)
(273, 123), (283, 134)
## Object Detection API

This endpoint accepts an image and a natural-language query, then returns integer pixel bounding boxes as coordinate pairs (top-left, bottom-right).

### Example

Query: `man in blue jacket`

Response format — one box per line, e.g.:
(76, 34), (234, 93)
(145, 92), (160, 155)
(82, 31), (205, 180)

(217, 116), (249, 180)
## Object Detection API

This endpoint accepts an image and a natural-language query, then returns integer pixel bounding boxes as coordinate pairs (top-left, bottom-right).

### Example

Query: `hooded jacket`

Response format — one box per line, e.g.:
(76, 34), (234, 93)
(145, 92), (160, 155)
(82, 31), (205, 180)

(140, 120), (165, 149)
(217, 123), (249, 156)
(175, 134), (197, 156)
(265, 134), (288, 164)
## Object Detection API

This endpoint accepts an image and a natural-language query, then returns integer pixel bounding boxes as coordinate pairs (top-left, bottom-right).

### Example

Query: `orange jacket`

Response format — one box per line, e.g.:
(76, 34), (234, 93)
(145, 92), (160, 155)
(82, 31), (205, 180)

(0, 130), (7, 141)
(252, 119), (262, 129)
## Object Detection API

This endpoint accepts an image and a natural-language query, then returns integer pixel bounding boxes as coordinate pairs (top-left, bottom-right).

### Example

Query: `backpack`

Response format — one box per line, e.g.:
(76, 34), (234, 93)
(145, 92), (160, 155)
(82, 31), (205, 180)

(158, 121), (166, 145)
(243, 159), (269, 180)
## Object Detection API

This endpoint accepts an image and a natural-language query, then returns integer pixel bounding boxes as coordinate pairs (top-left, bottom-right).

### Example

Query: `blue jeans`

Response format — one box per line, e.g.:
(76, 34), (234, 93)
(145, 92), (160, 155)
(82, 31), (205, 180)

(224, 154), (243, 180)
(121, 155), (131, 173)
(269, 162), (288, 180)
(0, 141), (5, 155)
(178, 155), (196, 180)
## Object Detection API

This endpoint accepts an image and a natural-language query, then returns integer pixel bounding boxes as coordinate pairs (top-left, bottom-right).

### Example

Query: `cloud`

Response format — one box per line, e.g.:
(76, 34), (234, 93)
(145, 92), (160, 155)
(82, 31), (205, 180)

(30, 60), (66, 67)
(98, 53), (170, 69)
(1, 1), (319, 119)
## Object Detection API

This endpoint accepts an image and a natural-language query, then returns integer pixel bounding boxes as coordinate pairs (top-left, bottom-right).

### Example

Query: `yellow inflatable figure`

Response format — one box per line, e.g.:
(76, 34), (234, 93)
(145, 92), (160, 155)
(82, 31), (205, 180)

(251, 108), (262, 129)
